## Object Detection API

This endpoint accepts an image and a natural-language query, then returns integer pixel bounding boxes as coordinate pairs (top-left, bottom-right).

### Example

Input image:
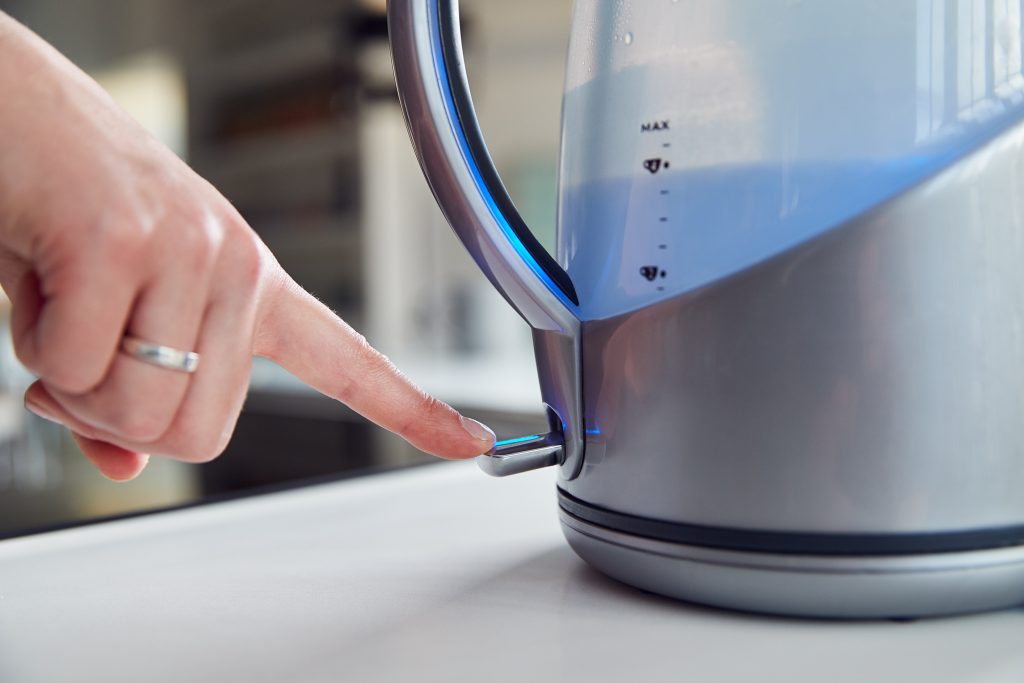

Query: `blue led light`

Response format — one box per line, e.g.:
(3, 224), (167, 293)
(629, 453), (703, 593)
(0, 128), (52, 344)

(494, 434), (543, 447)
(430, 6), (576, 311)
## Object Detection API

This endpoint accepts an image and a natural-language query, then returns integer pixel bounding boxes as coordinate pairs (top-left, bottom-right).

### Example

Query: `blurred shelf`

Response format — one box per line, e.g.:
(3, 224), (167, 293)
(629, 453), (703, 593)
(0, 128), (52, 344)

(251, 210), (359, 236)
(258, 224), (360, 254)
(190, 24), (344, 93)
(193, 123), (358, 180)
(184, 0), (357, 56)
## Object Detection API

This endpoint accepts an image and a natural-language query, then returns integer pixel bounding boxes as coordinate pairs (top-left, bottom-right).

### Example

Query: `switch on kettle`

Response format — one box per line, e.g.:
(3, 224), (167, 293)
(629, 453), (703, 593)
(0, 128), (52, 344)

(477, 432), (562, 477)
(476, 407), (566, 476)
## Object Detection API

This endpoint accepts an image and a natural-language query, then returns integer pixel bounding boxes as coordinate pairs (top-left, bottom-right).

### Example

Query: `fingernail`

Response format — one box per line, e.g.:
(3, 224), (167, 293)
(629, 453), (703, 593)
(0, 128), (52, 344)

(460, 415), (495, 446)
(25, 399), (61, 425)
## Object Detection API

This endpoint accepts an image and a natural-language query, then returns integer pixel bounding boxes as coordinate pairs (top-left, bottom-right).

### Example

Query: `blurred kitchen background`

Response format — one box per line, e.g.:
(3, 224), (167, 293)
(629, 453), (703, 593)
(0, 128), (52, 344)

(0, 0), (570, 536)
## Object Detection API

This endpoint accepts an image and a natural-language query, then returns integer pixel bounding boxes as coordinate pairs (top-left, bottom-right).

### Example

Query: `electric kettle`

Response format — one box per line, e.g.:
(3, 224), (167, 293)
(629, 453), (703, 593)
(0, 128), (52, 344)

(388, 0), (1024, 617)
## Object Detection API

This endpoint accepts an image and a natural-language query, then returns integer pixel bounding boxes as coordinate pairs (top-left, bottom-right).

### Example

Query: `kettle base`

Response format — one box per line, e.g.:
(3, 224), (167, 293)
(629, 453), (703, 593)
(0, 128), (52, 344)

(560, 508), (1024, 619)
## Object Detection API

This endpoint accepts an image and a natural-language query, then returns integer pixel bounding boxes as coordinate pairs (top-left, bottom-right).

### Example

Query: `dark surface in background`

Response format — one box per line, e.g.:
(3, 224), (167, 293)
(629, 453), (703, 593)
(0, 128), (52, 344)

(202, 402), (379, 495)
(0, 458), (442, 542)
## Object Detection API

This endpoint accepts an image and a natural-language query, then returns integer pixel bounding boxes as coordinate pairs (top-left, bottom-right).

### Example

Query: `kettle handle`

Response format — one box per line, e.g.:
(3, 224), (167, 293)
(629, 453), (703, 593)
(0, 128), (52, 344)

(387, 0), (578, 332)
(388, 0), (585, 478)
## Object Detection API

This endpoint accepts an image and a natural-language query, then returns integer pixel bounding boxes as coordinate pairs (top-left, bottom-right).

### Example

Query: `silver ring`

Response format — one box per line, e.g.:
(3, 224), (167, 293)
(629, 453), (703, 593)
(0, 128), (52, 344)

(121, 336), (200, 374)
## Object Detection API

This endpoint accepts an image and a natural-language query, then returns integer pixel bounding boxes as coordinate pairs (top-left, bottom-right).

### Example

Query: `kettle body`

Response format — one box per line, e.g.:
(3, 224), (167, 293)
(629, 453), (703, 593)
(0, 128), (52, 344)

(389, 0), (1024, 617)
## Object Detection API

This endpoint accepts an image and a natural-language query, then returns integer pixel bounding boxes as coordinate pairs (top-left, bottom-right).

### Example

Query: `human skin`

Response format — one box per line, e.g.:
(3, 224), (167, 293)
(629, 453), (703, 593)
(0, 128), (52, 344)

(0, 12), (495, 481)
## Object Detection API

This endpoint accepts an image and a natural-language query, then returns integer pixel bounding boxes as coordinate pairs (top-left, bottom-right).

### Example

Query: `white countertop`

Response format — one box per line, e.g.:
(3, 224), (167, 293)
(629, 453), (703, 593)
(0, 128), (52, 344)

(1, 461), (1022, 683)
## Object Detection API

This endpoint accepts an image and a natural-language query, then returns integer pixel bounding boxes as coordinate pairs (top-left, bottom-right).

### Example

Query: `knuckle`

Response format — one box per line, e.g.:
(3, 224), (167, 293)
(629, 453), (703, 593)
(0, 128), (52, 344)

(228, 231), (267, 290)
(356, 335), (393, 375)
(107, 407), (172, 443)
(335, 340), (396, 402)
(170, 212), (220, 272)
(398, 393), (452, 441)
(97, 218), (147, 268)
(34, 356), (104, 395)
(10, 337), (40, 377)
(416, 393), (450, 424)
(181, 444), (222, 464)
(167, 414), (236, 464)
(333, 378), (358, 405)
(220, 211), (261, 257)
(178, 427), (230, 464)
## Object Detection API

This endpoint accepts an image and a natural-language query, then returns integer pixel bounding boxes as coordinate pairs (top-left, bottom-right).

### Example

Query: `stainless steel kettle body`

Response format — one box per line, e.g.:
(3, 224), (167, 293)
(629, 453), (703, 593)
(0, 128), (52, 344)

(560, 133), (1024, 617)
(389, 0), (1024, 617)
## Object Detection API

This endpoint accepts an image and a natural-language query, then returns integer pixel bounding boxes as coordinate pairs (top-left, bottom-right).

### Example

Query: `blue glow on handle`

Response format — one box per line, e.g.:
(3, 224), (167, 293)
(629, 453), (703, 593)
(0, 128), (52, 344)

(494, 434), (543, 447)
(429, 5), (576, 312)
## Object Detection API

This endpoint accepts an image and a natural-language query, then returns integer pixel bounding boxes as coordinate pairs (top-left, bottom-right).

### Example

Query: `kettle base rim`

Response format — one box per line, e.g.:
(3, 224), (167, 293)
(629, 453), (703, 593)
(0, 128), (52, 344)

(560, 509), (1024, 619)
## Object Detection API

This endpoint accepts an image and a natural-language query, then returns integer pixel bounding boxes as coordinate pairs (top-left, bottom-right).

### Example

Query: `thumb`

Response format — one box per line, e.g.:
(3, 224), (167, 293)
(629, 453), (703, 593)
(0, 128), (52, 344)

(253, 276), (495, 459)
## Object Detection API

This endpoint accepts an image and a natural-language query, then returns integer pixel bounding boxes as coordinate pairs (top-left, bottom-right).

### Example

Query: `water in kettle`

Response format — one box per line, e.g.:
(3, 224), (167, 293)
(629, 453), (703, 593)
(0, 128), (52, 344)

(560, 156), (958, 321)
(558, 0), (1024, 320)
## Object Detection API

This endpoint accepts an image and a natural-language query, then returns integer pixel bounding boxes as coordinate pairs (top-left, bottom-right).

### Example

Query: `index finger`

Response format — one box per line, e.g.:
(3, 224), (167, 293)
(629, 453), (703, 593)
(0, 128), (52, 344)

(253, 276), (495, 459)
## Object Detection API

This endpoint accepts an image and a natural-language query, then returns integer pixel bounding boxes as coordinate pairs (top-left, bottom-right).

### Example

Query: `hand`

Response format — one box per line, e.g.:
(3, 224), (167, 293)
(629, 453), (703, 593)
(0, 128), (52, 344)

(0, 14), (495, 480)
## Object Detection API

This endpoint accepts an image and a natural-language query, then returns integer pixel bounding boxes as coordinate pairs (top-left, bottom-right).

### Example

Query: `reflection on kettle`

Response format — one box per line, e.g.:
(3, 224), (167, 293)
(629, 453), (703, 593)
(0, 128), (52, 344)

(390, 0), (1024, 617)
